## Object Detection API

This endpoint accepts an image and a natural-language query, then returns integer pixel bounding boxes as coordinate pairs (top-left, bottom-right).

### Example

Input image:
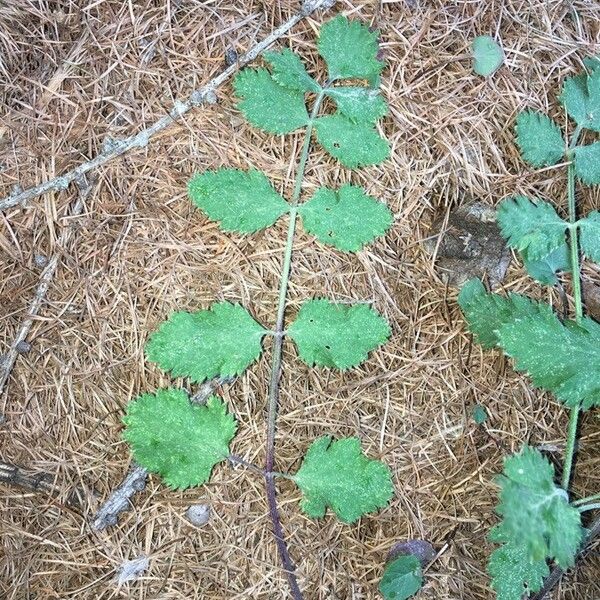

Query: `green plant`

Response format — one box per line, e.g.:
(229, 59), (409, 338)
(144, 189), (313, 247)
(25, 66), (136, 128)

(122, 16), (395, 598)
(459, 63), (600, 599)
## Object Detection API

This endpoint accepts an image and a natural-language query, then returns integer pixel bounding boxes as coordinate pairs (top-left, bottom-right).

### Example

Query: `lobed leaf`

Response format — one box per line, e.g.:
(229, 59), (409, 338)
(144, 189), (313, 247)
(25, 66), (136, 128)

(188, 168), (289, 233)
(573, 142), (600, 185)
(514, 111), (564, 168)
(293, 436), (393, 524)
(472, 35), (504, 76)
(317, 15), (383, 82)
(494, 446), (583, 568)
(123, 390), (236, 489)
(379, 555), (423, 600)
(288, 299), (390, 369)
(233, 68), (309, 134)
(298, 184), (393, 252)
(324, 87), (387, 123)
(314, 114), (389, 168)
(496, 195), (568, 260)
(522, 242), (571, 286)
(264, 48), (321, 93)
(560, 69), (600, 132)
(146, 303), (267, 383)
(579, 210), (600, 261)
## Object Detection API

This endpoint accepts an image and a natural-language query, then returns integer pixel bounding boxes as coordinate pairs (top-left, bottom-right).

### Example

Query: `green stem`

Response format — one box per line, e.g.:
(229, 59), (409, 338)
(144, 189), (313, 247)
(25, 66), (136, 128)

(263, 89), (326, 600)
(562, 126), (583, 491)
(573, 492), (600, 506)
(577, 503), (600, 513)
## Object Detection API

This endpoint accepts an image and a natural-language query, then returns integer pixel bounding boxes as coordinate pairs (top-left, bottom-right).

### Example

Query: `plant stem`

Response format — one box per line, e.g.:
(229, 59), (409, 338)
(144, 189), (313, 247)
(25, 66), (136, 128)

(577, 502), (600, 512)
(573, 492), (600, 506)
(263, 89), (326, 600)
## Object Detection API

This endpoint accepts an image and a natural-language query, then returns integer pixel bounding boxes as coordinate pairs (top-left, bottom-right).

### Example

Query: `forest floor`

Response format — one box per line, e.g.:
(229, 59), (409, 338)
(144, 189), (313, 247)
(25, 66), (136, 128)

(0, 1), (599, 598)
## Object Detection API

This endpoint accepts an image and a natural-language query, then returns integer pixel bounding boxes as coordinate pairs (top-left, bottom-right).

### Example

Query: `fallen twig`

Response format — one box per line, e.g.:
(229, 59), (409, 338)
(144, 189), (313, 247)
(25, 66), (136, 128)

(91, 376), (233, 531)
(0, 175), (94, 419)
(0, 0), (336, 212)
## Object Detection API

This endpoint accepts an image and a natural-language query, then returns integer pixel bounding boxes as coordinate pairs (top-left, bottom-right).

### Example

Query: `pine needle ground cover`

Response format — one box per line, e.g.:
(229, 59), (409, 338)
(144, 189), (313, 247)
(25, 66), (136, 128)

(0, 1), (599, 599)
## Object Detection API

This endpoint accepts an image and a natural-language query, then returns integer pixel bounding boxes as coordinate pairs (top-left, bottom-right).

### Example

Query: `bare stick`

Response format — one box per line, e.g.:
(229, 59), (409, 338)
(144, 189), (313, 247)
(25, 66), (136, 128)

(91, 376), (232, 531)
(0, 175), (94, 418)
(0, 0), (336, 212)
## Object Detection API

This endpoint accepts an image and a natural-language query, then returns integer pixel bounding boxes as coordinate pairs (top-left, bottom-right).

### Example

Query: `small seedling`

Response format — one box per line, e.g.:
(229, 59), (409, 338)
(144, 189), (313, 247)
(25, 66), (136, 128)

(459, 62), (600, 599)
(472, 35), (504, 77)
(122, 16), (395, 598)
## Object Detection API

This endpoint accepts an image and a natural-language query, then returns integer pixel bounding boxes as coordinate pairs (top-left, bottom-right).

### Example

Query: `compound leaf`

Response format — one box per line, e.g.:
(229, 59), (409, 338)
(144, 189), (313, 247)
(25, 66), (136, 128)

(233, 67), (309, 134)
(288, 299), (390, 369)
(488, 527), (548, 600)
(314, 114), (389, 168)
(472, 35), (504, 76)
(293, 436), (393, 524)
(515, 111), (564, 167)
(188, 168), (289, 233)
(317, 15), (383, 82)
(146, 303), (267, 383)
(379, 555), (423, 600)
(299, 184), (393, 252)
(494, 446), (583, 568)
(264, 48), (321, 93)
(573, 142), (600, 185)
(497, 196), (568, 260)
(522, 242), (571, 286)
(560, 69), (600, 132)
(325, 87), (387, 123)
(123, 389), (236, 489)
(579, 211), (600, 261)
(458, 278), (550, 349)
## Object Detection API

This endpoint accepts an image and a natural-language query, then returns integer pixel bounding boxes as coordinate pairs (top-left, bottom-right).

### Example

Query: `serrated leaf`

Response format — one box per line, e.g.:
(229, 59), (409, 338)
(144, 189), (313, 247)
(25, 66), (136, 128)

(573, 142), (600, 185)
(583, 55), (600, 72)
(472, 35), (504, 76)
(264, 48), (321, 93)
(314, 114), (389, 168)
(494, 446), (583, 568)
(498, 306), (600, 409)
(298, 184), (393, 252)
(146, 303), (266, 383)
(560, 70), (600, 132)
(293, 436), (393, 524)
(123, 389), (236, 489)
(522, 242), (571, 286)
(379, 555), (423, 600)
(488, 528), (548, 600)
(514, 111), (564, 167)
(497, 196), (568, 260)
(288, 299), (390, 369)
(188, 168), (290, 233)
(458, 278), (550, 349)
(579, 211), (600, 261)
(324, 87), (387, 123)
(233, 67), (309, 134)
(317, 15), (383, 81)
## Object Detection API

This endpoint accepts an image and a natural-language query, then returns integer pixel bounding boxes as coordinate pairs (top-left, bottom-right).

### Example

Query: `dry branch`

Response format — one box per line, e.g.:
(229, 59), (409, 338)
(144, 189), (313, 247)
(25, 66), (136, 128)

(0, 0), (336, 212)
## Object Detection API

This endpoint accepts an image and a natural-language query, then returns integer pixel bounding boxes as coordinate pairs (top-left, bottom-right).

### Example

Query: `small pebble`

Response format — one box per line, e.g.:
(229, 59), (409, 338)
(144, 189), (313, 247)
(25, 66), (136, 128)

(34, 254), (48, 268)
(16, 341), (31, 354)
(185, 504), (210, 526)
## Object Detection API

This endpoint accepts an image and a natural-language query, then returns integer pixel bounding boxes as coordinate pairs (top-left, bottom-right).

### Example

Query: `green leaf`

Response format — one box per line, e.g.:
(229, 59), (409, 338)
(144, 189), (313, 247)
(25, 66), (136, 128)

(498, 306), (600, 409)
(472, 35), (504, 76)
(379, 555), (423, 600)
(298, 184), (393, 252)
(573, 142), (600, 185)
(146, 303), (267, 383)
(472, 404), (488, 424)
(188, 168), (290, 233)
(314, 114), (389, 168)
(264, 48), (321, 93)
(458, 279), (550, 349)
(522, 242), (571, 286)
(514, 111), (564, 167)
(579, 211), (600, 261)
(123, 390), (236, 489)
(293, 436), (393, 524)
(233, 67), (309, 134)
(497, 196), (568, 260)
(494, 446), (583, 568)
(324, 87), (387, 123)
(488, 527), (549, 600)
(560, 69), (600, 132)
(317, 15), (383, 81)
(583, 55), (600, 72)
(288, 299), (390, 369)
